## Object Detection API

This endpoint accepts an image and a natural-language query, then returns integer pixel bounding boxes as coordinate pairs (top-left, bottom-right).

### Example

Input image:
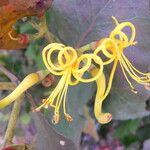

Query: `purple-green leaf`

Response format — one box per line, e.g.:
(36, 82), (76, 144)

(32, 112), (77, 150)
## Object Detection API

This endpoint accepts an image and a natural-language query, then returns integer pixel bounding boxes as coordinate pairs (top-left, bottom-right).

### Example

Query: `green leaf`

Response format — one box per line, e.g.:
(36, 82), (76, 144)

(121, 134), (139, 147)
(25, 40), (46, 70)
(19, 21), (36, 34)
(113, 119), (139, 139)
(137, 124), (150, 141)
(25, 41), (39, 60)
(103, 86), (150, 120)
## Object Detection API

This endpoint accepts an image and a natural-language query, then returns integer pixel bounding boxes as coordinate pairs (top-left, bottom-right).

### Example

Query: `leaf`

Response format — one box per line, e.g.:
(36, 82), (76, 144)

(44, 82), (95, 147)
(103, 86), (150, 120)
(18, 22), (36, 34)
(113, 119), (139, 139)
(137, 124), (150, 141)
(32, 112), (77, 150)
(120, 134), (139, 147)
(0, 0), (53, 50)
(25, 41), (39, 61)
(49, 0), (150, 119)
(113, 119), (140, 146)
(25, 40), (46, 69)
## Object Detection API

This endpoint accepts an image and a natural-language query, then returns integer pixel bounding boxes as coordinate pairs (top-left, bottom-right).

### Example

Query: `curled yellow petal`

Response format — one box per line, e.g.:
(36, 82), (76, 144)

(90, 68), (112, 124)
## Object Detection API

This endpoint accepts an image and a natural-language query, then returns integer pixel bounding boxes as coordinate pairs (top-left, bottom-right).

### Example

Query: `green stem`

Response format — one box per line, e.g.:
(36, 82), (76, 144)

(29, 15), (61, 43)
(77, 41), (97, 54)
(2, 95), (24, 147)
(41, 16), (61, 43)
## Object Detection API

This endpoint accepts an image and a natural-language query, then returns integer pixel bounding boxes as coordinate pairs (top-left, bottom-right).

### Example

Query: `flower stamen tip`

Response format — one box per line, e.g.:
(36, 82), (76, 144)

(147, 73), (150, 80)
(65, 113), (73, 122)
(133, 41), (138, 45)
(131, 88), (138, 94)
(52, 114), (60, 124)
(32, 107), (41, 112)
(107, 114), (112, 122)
(44, 105), (49, 109)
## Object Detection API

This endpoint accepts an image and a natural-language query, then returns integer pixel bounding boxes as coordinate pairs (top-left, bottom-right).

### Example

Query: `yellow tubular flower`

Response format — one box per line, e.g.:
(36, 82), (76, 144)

(0, 70), (49, 109)
(35, 43), (104, 124)
(109, 17), (150, 92)
(94, 17), (150, 93)
(90, 17), (150, 124)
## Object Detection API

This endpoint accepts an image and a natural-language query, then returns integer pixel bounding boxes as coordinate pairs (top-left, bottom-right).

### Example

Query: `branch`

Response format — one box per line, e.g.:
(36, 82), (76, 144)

(0, 82), (16, 90)
(29, 16), (61, 43)
(0, 66), (22, 147)
(2, 95), (24, 146)
(0, 65), (19, 83)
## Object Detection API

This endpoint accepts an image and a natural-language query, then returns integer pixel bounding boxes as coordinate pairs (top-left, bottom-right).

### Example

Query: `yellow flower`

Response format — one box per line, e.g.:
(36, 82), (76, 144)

(1, 17), (149, 125)
(96, 16), (150, 92)
(0, 43), (103, 124)
(91, 17), (150, 124)
(35, 43), (103, 124)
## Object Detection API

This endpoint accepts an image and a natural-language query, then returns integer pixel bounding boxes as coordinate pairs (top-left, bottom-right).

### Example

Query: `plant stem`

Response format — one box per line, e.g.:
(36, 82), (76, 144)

(0, 82), (16, 90)
(77, 41), (97, 54)
(41, 15), (61, 43)
(2, 95), (24, 147)
(0, 65), (23, 147)
(29, 15), (61, 43)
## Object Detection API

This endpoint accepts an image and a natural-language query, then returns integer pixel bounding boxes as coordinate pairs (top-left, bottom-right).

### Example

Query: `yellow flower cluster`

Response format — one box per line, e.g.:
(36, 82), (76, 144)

(35, 43), (103, 124)
(0, 17), (149, 124)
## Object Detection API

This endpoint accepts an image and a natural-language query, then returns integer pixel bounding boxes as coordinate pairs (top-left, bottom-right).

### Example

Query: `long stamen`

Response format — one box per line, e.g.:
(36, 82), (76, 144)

(34, 73), (68, 112)
(51, 74), (68, 124)
(63, 72), (71, 115)
(51, 89), (64, 124)
(63, 85), (69, 115)
(119, 60), (137, 93)
(120, 56), (149, 85)
(122, 53), (148, 77)
(112, 16), (119, 25)
(49, 75), (66, 106)
(55, 80), (67, 113)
